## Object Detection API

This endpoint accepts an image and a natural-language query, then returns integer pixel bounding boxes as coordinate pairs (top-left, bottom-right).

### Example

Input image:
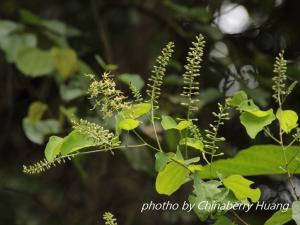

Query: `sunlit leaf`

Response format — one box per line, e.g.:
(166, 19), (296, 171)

(228, 90), (248, 107)
(44, 136), (63, 162)
(161, 115), (177, 130)
(223, 175), (260, 203)
(118, 119), (140, 131)
(60, 131), (97, 156)
(240, 109), (275, 139)
(155, 152), (169, 172)
(188, 164), (203, 172)
(121, 103), (151, 119)
(156, 161), (189, 195)
(184, 157), (200, 165)
(176, 120), (192, 131)
(276, 109), (298, 134)
(201, 145), (300, 179)
(179, 138), (204, 151)
(264, 209), (292, 225)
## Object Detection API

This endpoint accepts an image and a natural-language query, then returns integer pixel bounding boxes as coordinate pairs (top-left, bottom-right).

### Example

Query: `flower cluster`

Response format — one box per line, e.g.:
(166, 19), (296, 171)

(87, 72), (129, 118)
(272, 51), (288, 103)
(73, 119), (119, 147)
(146, 42), (174, 110)
(203, 102), (230, 154)
(181, 34), (205, 121)
(23, 156), (73, 174)
(129, 83), (143, 103)
(103, 212), (118, 225)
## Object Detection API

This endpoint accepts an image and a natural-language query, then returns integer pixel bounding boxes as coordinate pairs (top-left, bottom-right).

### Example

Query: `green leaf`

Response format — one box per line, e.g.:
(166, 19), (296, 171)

(161, 115), (177, 130)
(175, 146), (184, 160)
(155, 152), (169, 172)
(160, 117), (192, 131)
(51, 47), (79, 79)
(264, 209), (292, 225)
(176, 120), (192, 131)
(276, 109), (298, 134)
(43, 20), (67, 36)
(59, 106), (77, 122)
(230, 94), (276, 138)
(123, 134), (154, 174)
(22, 118), (61, 144)
(121, 103), (151, 119)
(239, 99), (260, 112)
(59, 73), (89, 101)
(155, 162), (190, 196)
(184, 157), (201, 165)
(0, 33), (37, 62)
(44, 136), (64, 162)
(200, 145), (300, 179)
(27, 101), (47, 123)
(240, 109), (275, 139)
(60, 131), (97, 156)
(293, 201), (300, 225)
(23, 102), (59, 144)
(223, 175), (260, 203)
(189, 173), (229, 221)
(16, 47), (55, 77)
(188, 164), (203, 172)
(0, 20), (23, 38)
(214, 216), (236, 225)
(118, 119), (140, 131)
(20, 9), (43, 26)
(228, 90), (248, 107)
(179, 138), (204, 151)
(118, 73), (144, 90)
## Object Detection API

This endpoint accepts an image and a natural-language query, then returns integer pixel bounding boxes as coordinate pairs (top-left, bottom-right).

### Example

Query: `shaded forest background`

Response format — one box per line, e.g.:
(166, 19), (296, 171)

(1, 0), (300, 224)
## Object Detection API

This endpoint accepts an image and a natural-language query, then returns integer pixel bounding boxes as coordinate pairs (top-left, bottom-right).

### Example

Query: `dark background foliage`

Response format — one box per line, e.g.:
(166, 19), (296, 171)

(1, 0), (300, 224)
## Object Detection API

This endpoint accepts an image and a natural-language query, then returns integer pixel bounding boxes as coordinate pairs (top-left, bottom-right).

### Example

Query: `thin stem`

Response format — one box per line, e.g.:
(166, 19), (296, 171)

(209, 103), (228, 178)
(66, 144), (148, 158)
(170, 157), (193, 173)
(150, 103), (163, 151)
(286, 137), (298, 150)
(132, 129), (160, 152)
(277, 94), (300, 200)
(263, 128), (281, 144)
(231, 211), (250, 225)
